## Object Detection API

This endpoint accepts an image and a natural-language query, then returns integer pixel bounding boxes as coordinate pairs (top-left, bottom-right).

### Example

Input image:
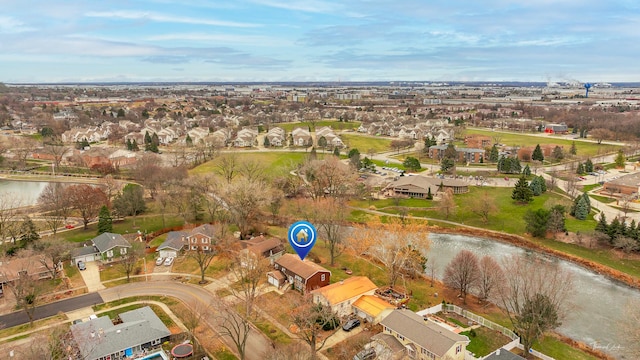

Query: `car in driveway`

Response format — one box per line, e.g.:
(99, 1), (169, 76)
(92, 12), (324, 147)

(65, 224), (75, 229)
(77, 261), (86, 271)
(342, 318), (361, 332)
(155, 257), (164, 266)
(353, 348), (376, 360)
(164, 257), (175, 266)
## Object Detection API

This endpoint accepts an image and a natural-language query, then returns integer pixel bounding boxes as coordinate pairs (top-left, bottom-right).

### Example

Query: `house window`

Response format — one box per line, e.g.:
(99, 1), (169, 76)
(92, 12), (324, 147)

(152, 339), (161, 345)
(202, 238), (209, 244)
(456, 344), (462, 354)
(321, 274), (326, 281)
(191, 246), (198, 250)
(191, 238), (196, 243)
(406, 346), (415, 359)
(203, 246), (209, 251)
(120, 247), (127, 255)
(398, 334), (405, 341)
(106, 250), (114, 258)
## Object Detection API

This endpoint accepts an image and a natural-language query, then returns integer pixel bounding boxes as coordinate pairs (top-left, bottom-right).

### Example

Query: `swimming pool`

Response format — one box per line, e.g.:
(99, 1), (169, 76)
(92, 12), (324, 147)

(138, 350), (169, 360)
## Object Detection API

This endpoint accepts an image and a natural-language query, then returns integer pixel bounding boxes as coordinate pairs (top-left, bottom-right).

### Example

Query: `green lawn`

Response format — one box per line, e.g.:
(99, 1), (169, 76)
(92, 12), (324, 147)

(533, 335), (599, 360)
(340, 134), (393, 154)
(189, 152), (312, 177)
(465, 128), (621, 157)
(460, 327), (511, 357)
(276, 120), (360, 132)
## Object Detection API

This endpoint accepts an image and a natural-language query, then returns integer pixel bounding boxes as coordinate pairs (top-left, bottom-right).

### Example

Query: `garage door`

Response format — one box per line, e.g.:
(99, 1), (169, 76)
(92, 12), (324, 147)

(268, 275), (279, 287)
(74, 254), (97, 264)
(159, 250), (177, 259)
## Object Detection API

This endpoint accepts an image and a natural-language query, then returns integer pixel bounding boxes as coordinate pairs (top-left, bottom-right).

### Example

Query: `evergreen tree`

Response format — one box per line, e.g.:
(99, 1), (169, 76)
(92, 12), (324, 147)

(539, 175), (547, 192)
(547, 205), (566, 234)
(19, 216), (40, 245)
(529, 176), (543, 196)
(627, 219), (637, 239)
(524, 208), (550, 237)
(403, 157), (421, 172)
(333, 147), (340, 157)
(523, 164), (531, 177)
(574, 196), (589, 220)
(144, 131), (152, 144)
(263, 136), (270, 147)
(584, 159), (594, 173)
(151, 133), (160, 147)
(97, 205), (113, 235)
(509, 157), (522, 174)
(512, 176), (533, 203)
(185, 133), (193, 146)
(532, 144), (544, 161)
(126, 138), (133, 151)
(552, 145), (564, 160)
(117, 108), (125, 117)
(489, 144), (499, 162)
(607, 217), (622, 244)
(131, 139), (139, 151)
(595, 213), (608, 234)
(615, 149), (626, 168)
(581, 192), (591, 213)
(440, 158), (455, 173)
(444, 143), (457, 160)
(570, 141), (577, 155)
(576, 162), (585, 174)
(426, 187), (433, 200)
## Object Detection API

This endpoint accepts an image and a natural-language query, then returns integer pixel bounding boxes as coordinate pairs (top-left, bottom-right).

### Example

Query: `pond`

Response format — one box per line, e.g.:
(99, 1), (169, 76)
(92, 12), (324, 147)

(0, 180), (50, 207)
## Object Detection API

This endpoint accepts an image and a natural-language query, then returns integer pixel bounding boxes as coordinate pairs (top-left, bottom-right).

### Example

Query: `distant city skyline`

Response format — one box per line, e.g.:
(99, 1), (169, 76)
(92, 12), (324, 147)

(1, 0), (639, 83)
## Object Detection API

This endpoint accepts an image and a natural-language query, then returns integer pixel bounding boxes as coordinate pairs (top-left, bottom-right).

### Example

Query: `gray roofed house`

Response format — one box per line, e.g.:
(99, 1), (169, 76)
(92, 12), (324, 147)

(386, 175), (469, 197)
(71, 306), (171, 360)
(72, 233), (132, 264)
(157, 230), (188, 258)
(380, 309), (470, 360)
(484, 348), (526, 360)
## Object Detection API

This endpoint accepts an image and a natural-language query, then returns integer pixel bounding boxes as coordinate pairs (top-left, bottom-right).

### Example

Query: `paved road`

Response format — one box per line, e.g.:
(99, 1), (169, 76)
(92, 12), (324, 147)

(0, 292), (103, 328)
(100, 281), (271, 360)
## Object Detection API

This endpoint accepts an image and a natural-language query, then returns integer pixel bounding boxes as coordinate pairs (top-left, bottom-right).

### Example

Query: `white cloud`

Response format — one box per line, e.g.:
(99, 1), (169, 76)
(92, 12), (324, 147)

(249, 0), (339, 14)
(84, 10), (260, 28)
(0, 15), (35, 33)
(146, 32), (289, 46)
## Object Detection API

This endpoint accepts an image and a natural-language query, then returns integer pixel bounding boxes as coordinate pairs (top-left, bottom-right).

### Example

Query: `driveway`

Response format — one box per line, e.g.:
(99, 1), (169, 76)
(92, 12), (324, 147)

(79, 261), (105, 292)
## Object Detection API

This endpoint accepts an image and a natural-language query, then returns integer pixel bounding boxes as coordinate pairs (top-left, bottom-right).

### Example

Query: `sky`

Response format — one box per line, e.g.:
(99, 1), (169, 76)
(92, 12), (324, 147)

(1, 0), (639, 83)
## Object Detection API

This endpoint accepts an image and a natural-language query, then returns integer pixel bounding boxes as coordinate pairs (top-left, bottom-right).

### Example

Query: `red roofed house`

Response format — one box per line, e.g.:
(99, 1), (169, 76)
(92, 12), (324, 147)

(268, 253), (330, 293)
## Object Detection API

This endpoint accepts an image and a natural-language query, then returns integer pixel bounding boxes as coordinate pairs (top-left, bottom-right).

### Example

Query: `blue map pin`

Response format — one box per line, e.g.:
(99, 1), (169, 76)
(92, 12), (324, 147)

(288, 220), (317, 261)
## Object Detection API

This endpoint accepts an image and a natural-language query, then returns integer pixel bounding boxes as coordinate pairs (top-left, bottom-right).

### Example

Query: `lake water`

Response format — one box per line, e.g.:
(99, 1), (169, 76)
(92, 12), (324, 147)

(0, 180), (50, 207)
(429, 233), (638, 359)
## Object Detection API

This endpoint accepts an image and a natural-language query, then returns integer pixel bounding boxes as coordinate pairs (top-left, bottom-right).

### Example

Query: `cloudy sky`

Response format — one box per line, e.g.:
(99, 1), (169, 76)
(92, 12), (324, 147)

(1, 0), (639, 83)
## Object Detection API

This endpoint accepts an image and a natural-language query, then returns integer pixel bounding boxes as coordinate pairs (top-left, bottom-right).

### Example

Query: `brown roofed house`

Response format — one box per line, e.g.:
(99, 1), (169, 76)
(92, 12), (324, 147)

(242, 235), (285, 265)
(270, 253), (330, 293)
(311, 276), (378, 317)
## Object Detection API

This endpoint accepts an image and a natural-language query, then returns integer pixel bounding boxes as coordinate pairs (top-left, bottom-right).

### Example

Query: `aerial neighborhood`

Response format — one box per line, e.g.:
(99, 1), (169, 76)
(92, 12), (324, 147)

(0, 81), (639, 360)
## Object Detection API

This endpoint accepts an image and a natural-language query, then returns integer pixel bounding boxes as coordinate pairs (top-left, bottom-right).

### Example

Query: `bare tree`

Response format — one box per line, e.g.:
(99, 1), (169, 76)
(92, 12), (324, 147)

(178, 300), (210, 354)
(42, 142), (69, 170)
(470, 191), (497, 224)
(216, 153), (239, 184)
(1, 250), (42, 326)
(36, 237), (72, 282)
(300, 156), (356, 200)
(497, 256), (573, 357)
(66, 184), (109, 229)
(477, 256), (504, 303)
(119, 243), (144, 282)
(348, 217), (429, 287)
(425, 258), (438, 287)
(268, 189), (284, 225)
(291, 295), (341, 359)
(443, 250), (480, 304)
(589, 128), (614, 144)
(0, 193), (22, 245)
(309, 197), (348, 266)
(99, 174), (120, 202)
(38, 182), (71, 235)
(229, 251), (269, 317)
(438, 188), (456, 220)
(239, 158), (267, 183)
(264, 342), (313, 360)
(620, 195), (632, 220)
(11, 137), (38, 169)
(213, 297), (252, 360)
(223, 179), (269, 239)
(187, 247), (217, 284)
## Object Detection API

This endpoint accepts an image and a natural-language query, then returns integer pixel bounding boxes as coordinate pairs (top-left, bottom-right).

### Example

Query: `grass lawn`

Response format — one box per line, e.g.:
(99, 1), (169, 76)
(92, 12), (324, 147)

(460, 327), (511, 357)
(533, 334), (600, 360)
(276, 120), (360, 132)
(340, 134), (393, 154)
(590, 195), (615, 203)
(252, 316), (292, 344)
(189, 151), (312, 177)
(465, 128), (621, 157)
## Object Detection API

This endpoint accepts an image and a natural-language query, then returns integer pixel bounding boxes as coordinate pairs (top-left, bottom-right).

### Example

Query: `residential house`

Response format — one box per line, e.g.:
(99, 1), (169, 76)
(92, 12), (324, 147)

(352, 295), (396, 324)
(311, 276), (378, 317)
(365, 333), (407, 360)
(315, 126), (344, 148)
(241, 235), (285, 265)
(234, 128), (258, 147)
(70, 306), (171, 360)
(291, 127), (312, 147)
(186, 127), (210, 144)
(0, 254), (61, 297)
(210, 128), (233, 147)
(72, 233), (132, 264)
(156, 230), (189, 258)
(484, 348), (526, 360)
(185, 224), (216, 252)
(380, 309), (470, 360)
(428, 145), (484, 164)
(265, 127), (286, 147)
(268, 253), (330, 292)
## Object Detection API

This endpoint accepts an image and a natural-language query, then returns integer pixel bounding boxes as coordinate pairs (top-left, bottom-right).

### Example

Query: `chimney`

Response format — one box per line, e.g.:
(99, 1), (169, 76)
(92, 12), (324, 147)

(90, 331), (95, 338)
(496, 349), (501, 356)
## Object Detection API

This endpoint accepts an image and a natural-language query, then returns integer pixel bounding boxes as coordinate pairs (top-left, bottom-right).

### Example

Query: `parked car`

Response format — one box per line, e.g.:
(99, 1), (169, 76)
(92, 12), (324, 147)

(342, 318), (361, 332)
(164, 257), (175, 266)
(72, 319), (83, 325)
(65, 224), (75, 229)
(155, 257), (164, 266)
(77, 261), (86, 271)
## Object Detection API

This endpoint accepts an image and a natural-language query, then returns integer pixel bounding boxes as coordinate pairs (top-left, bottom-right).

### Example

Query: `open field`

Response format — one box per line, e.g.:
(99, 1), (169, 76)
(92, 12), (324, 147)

(465, 128), (621, 157)
(340, 134), (393, 153)
(276, 120), (360, 132)
(190, 151), (313, 177)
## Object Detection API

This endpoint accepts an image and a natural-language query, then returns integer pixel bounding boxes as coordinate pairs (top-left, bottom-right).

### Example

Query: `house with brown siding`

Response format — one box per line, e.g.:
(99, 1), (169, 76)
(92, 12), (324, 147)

(269, 253), (330, 292)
